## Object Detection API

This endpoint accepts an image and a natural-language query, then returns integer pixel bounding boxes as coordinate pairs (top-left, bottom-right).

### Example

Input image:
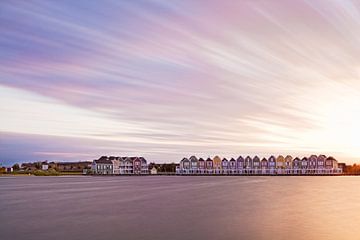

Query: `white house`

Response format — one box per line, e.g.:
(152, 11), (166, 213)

(42, 163), (49, 171)
(150, 167), (157, 175)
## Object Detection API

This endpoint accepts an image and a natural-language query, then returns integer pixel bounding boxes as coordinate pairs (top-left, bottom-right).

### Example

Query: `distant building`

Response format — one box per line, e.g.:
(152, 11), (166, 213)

(337, 163), (346, 173)
(42, 163), (49, 171)
(6, 167), (13, 173)
(93, 157), (113, 175)
(177, 155), (342, 175)
(150, 167), (157, 175)
(92, 156), (148, 175)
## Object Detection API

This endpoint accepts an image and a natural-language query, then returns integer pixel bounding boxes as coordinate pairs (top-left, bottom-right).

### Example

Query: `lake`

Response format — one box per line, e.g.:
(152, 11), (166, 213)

(0, 176), (359, 240)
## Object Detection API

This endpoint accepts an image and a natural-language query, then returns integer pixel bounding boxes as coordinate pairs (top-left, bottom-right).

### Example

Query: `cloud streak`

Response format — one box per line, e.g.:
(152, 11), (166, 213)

(1, 0), (360, 164)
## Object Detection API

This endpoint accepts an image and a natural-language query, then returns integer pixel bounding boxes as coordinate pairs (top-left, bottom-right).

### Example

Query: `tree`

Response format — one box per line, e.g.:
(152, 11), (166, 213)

(12, 163), (20, 171)
(34, 162), (42, 170)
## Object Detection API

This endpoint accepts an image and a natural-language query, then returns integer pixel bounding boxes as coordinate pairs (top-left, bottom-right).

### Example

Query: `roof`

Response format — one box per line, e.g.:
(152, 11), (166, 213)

(94, 159), (113, 164)
(237, 156), (244, 161)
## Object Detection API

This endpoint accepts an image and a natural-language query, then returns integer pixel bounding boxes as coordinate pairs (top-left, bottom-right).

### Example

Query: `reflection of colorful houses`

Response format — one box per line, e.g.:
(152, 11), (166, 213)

(177, 155), (341, 175)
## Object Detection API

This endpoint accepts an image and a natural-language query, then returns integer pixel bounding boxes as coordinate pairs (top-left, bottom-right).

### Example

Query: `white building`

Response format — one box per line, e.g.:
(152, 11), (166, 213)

(150, 167), (157, 175)
(42, 163), (49, 171)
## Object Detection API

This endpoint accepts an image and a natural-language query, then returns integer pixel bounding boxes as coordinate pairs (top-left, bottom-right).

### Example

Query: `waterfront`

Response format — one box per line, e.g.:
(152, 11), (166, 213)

(0, 176), (359, 240)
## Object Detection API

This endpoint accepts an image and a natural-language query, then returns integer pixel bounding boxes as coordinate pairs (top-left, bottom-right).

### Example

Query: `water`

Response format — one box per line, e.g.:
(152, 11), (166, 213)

(0, 176), (359, 240)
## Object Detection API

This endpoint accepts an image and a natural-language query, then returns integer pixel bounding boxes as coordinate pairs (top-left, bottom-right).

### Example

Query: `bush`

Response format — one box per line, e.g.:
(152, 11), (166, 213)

(33, 169), (60, 176)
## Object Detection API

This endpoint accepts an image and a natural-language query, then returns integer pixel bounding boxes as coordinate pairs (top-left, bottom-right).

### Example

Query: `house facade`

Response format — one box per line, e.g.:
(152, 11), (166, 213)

(177, 155), (342, 175)
(93, 157), (114, 175)
(92, 156), (148, 175)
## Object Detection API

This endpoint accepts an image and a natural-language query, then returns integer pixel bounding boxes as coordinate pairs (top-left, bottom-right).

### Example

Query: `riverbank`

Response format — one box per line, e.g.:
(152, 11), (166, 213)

(0, 171), (84, 177)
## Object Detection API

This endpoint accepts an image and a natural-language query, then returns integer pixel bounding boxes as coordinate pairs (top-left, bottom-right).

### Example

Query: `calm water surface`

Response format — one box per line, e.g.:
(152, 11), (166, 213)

(0, 176), (359, 240)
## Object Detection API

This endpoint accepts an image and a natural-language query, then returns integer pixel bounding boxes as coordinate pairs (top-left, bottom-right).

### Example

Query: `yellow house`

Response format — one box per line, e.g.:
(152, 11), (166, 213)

(213, 156), (222, 172)
(276, 155), (285, 169)
(285, 155), (293, 168)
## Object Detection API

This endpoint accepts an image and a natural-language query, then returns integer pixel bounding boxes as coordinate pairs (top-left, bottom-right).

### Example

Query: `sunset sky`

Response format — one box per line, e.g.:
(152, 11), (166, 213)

(1, 0), (360, 165)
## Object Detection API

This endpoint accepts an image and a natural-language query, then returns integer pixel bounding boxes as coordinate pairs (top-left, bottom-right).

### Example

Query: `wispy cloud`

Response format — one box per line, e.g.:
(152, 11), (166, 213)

(1, 0), (360, 164)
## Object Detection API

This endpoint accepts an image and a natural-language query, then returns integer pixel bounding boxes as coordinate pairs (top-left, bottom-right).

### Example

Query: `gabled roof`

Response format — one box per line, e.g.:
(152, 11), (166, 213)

(237, 156), (244, 161)
(94, 159), (113, 164)
(229, 158), (236, 161)
(206, 158), (212, 161)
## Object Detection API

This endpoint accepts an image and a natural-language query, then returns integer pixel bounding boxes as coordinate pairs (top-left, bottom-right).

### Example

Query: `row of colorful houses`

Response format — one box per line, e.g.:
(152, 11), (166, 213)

(176, 155), (342, 175)
(92, 156), (148, 175)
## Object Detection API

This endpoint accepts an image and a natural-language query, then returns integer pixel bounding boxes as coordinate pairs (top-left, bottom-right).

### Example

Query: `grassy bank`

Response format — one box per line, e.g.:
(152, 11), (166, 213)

(0, 170), (85, 176)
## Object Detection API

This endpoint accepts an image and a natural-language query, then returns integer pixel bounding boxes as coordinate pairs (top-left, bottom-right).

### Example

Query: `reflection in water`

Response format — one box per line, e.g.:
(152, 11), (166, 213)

(0, 176), (359, 240)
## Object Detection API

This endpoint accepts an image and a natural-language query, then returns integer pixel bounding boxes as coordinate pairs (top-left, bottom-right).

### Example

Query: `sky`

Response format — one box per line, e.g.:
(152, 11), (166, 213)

(1, 0), (360, 165)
